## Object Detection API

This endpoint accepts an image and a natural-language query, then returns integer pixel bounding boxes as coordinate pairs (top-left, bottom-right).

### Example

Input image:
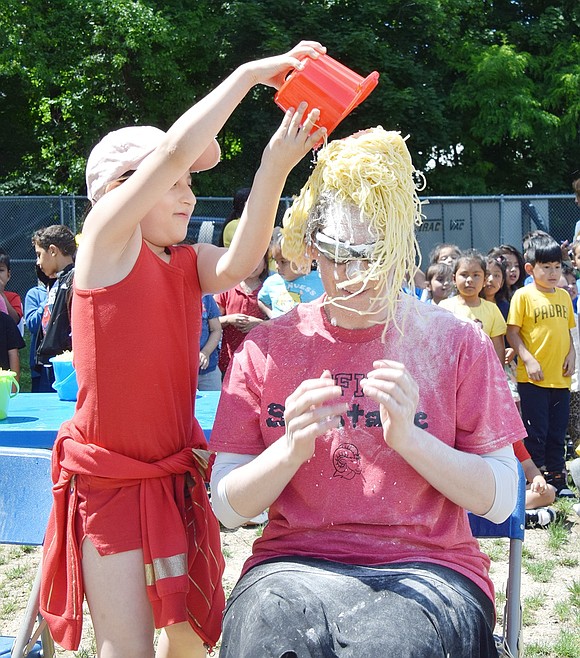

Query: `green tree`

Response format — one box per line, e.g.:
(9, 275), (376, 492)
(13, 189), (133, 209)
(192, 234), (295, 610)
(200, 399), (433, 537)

(0, 0), (223, 195)
(0, 0), (578, 197)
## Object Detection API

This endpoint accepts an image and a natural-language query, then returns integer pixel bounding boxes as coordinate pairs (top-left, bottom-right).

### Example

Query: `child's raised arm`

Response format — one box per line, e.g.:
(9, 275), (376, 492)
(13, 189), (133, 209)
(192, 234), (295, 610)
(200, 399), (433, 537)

(196, 104), (325, 294)
(76, 41), (326, 290)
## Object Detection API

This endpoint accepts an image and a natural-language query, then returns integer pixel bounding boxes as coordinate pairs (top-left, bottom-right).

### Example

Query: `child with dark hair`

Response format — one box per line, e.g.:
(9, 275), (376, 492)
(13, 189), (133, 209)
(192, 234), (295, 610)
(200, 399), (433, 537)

(215, 254), (269, 375)
(483, 253), (510, 319)
(32, 224), (76, 384)
(440, 249), (507, 365)
(0, 304), (25, 379)
(422, 261), (452, 304)
(0, 248), (23, 329)
(427, 242), (461, 267)
(493, 244), (526, 297)
(24, 265), (56, 392)
(507, 234), (576, 497)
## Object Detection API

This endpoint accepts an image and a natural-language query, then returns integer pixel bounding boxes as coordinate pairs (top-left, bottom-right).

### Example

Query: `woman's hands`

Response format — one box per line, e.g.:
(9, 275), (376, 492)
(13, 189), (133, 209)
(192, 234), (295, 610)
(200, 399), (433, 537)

(283, 370), (347, 466)
(361, 360), (419, 453)
(246, 41), (326, 89)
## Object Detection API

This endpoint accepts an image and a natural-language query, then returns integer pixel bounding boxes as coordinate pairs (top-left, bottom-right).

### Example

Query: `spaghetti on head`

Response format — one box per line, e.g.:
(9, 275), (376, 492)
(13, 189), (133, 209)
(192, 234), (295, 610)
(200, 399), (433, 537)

(281, 126), (424, 333)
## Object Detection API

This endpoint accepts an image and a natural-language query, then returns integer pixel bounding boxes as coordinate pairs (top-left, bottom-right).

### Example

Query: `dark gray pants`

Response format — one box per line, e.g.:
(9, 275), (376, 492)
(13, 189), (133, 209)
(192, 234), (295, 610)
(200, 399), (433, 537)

(219, 558), (498, 658)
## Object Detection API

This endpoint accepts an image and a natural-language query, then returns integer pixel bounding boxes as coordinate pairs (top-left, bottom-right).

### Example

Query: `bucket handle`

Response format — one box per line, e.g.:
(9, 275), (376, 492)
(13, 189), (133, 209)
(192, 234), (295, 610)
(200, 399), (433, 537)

(52, 369), (76, 392)
(10, 377), (20, 398)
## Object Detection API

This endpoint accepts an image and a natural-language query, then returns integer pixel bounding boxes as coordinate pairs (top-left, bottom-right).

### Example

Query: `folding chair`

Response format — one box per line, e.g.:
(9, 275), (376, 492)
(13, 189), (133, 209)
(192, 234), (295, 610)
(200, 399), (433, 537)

(468, 461), (526, 658)
(0, 447), (55, 658)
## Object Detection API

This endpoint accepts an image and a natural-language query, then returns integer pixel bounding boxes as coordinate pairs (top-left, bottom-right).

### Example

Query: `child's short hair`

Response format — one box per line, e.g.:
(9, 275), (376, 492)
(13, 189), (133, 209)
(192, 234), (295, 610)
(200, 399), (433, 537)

(32, 225), (77, 257)
(425, 261), (452, 283)
(453, 248), (486, 274)
(524, 234), (562, 265)
(428, 243), (461, 265)
(0, 248), (10, 270)
(522, 230), (550, 254)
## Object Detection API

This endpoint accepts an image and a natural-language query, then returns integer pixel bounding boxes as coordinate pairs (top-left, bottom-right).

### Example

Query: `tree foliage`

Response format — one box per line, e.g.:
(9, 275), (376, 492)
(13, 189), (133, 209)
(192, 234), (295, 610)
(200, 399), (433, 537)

(0, 0), (578, 197)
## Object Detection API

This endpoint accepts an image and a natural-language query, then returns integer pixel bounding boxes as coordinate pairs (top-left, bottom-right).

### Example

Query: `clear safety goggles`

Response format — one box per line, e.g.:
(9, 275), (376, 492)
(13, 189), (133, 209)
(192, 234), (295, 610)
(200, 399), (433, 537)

(311, 231), (375, 264)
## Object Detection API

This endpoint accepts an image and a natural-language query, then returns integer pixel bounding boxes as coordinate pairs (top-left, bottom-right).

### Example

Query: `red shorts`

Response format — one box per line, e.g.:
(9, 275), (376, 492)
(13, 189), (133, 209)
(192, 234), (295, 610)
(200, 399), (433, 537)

(75, 475), (143, 556)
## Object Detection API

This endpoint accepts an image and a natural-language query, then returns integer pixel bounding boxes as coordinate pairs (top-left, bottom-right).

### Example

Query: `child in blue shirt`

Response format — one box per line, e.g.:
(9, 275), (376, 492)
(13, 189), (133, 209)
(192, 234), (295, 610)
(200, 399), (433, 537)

(258, 227), (324, 317)
(198, 294), (222, 390)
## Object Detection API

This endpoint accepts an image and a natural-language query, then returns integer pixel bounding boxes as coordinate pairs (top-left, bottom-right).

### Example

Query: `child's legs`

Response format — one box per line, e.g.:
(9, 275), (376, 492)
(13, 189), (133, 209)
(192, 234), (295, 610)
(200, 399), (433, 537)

(519, 383), (549, 468)
(525, 483), (557, 509)
(82, 538), (155, 658)
(156, 623), (206, 658)
(545, 387), (570, 472)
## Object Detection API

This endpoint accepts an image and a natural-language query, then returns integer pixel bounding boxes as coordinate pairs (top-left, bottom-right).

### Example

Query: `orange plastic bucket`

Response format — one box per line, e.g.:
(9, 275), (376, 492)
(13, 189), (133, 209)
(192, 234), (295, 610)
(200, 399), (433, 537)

(275, 54), (379, 137)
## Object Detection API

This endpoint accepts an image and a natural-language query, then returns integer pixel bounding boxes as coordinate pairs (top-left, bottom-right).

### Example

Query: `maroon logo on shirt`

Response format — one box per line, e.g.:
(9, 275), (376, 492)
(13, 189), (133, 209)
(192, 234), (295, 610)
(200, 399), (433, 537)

(332, 443), (362, 480)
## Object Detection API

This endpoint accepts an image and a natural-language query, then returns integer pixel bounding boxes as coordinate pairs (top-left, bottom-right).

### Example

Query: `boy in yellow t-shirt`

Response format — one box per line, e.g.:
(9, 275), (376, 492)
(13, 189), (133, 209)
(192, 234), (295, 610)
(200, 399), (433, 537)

(507, 234), (576, 496)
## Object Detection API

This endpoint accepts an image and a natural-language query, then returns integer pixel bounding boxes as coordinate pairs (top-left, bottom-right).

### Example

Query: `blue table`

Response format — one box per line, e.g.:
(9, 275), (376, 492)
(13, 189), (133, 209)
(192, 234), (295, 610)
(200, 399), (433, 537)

(0, 391), (220, 449)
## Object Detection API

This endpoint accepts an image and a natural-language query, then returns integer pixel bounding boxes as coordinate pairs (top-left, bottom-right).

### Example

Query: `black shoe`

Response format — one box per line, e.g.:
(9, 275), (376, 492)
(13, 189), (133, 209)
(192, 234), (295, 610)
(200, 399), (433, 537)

(544, 470), (576, 498)
(525, 507), (555, 528)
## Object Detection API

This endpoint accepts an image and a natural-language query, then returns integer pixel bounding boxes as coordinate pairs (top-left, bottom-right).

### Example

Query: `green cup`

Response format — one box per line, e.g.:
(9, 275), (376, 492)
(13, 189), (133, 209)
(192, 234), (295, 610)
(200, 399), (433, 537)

(0, 369), (19, 420)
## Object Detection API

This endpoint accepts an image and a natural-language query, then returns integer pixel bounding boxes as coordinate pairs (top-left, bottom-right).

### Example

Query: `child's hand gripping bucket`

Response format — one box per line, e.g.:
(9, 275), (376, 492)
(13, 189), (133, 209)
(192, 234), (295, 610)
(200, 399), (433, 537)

(49, 353), (78, 401)
(274, 54), (379, 138)
(0, 370), (19, 420)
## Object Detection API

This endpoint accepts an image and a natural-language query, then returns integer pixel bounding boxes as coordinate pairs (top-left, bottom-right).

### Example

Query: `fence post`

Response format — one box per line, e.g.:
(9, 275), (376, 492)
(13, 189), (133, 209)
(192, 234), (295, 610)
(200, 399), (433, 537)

(499, 195), (505, 245)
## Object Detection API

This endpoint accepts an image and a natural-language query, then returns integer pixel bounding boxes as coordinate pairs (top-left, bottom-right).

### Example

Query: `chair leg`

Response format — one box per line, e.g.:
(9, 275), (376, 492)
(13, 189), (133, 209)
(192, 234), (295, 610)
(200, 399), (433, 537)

(504, 537), (523, 657)
(11, 560), (54, 657)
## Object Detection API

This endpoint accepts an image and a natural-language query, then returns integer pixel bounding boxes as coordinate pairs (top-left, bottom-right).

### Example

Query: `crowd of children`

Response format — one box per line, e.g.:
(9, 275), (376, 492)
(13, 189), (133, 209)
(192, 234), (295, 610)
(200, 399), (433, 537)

(416, 232), (580, 527)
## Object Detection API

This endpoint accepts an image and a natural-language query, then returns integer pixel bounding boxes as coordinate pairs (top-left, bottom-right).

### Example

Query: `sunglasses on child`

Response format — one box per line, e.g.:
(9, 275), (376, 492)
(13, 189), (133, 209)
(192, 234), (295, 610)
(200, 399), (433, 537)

(311, 232), (375, 264)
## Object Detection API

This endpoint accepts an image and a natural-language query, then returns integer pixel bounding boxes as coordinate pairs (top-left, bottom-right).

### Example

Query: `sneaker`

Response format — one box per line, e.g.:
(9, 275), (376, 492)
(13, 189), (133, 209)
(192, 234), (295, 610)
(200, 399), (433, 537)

(525, 507), (556, 528)
(544, 470), (576, 498)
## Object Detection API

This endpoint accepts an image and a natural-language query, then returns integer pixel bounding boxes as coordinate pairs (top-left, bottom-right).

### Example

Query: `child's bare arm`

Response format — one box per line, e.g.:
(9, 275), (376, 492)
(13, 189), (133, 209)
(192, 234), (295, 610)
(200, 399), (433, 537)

(506, 324), (543, 381)
(563, 329), (576, 377)
(491, 335), (505, 365)
(258, 299), (274, 319)
(196, 104), (325, 294)
(8, 348), (20, 384)
(200, 317), (222, 370)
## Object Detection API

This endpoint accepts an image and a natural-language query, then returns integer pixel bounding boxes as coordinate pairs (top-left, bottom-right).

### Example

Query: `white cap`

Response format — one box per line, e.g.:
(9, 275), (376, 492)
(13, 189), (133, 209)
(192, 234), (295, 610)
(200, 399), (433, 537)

(85, 125), (220, 204)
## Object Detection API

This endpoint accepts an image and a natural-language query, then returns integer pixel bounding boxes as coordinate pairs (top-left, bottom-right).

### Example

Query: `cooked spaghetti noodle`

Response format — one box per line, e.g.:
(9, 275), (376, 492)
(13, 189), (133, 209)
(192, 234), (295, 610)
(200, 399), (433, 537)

(281, 127), (424, 335)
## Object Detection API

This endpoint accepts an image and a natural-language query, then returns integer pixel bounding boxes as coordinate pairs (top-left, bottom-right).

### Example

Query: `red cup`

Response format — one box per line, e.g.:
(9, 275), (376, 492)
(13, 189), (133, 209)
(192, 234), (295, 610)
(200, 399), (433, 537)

(275, 54), (379, 138)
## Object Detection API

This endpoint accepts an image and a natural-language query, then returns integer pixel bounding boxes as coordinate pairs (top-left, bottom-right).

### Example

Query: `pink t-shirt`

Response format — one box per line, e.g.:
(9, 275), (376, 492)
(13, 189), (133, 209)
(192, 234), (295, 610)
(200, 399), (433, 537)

(210, 295), (526, 602)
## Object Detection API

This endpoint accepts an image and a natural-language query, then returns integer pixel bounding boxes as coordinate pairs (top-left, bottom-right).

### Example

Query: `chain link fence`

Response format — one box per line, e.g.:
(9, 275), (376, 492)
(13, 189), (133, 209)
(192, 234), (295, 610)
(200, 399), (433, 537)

(1, 194), (579, 300)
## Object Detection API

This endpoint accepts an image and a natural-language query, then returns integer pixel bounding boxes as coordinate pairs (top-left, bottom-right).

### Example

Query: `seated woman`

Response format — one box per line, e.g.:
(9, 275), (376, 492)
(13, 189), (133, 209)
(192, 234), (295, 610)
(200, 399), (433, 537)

(209, 127), (525, 658)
